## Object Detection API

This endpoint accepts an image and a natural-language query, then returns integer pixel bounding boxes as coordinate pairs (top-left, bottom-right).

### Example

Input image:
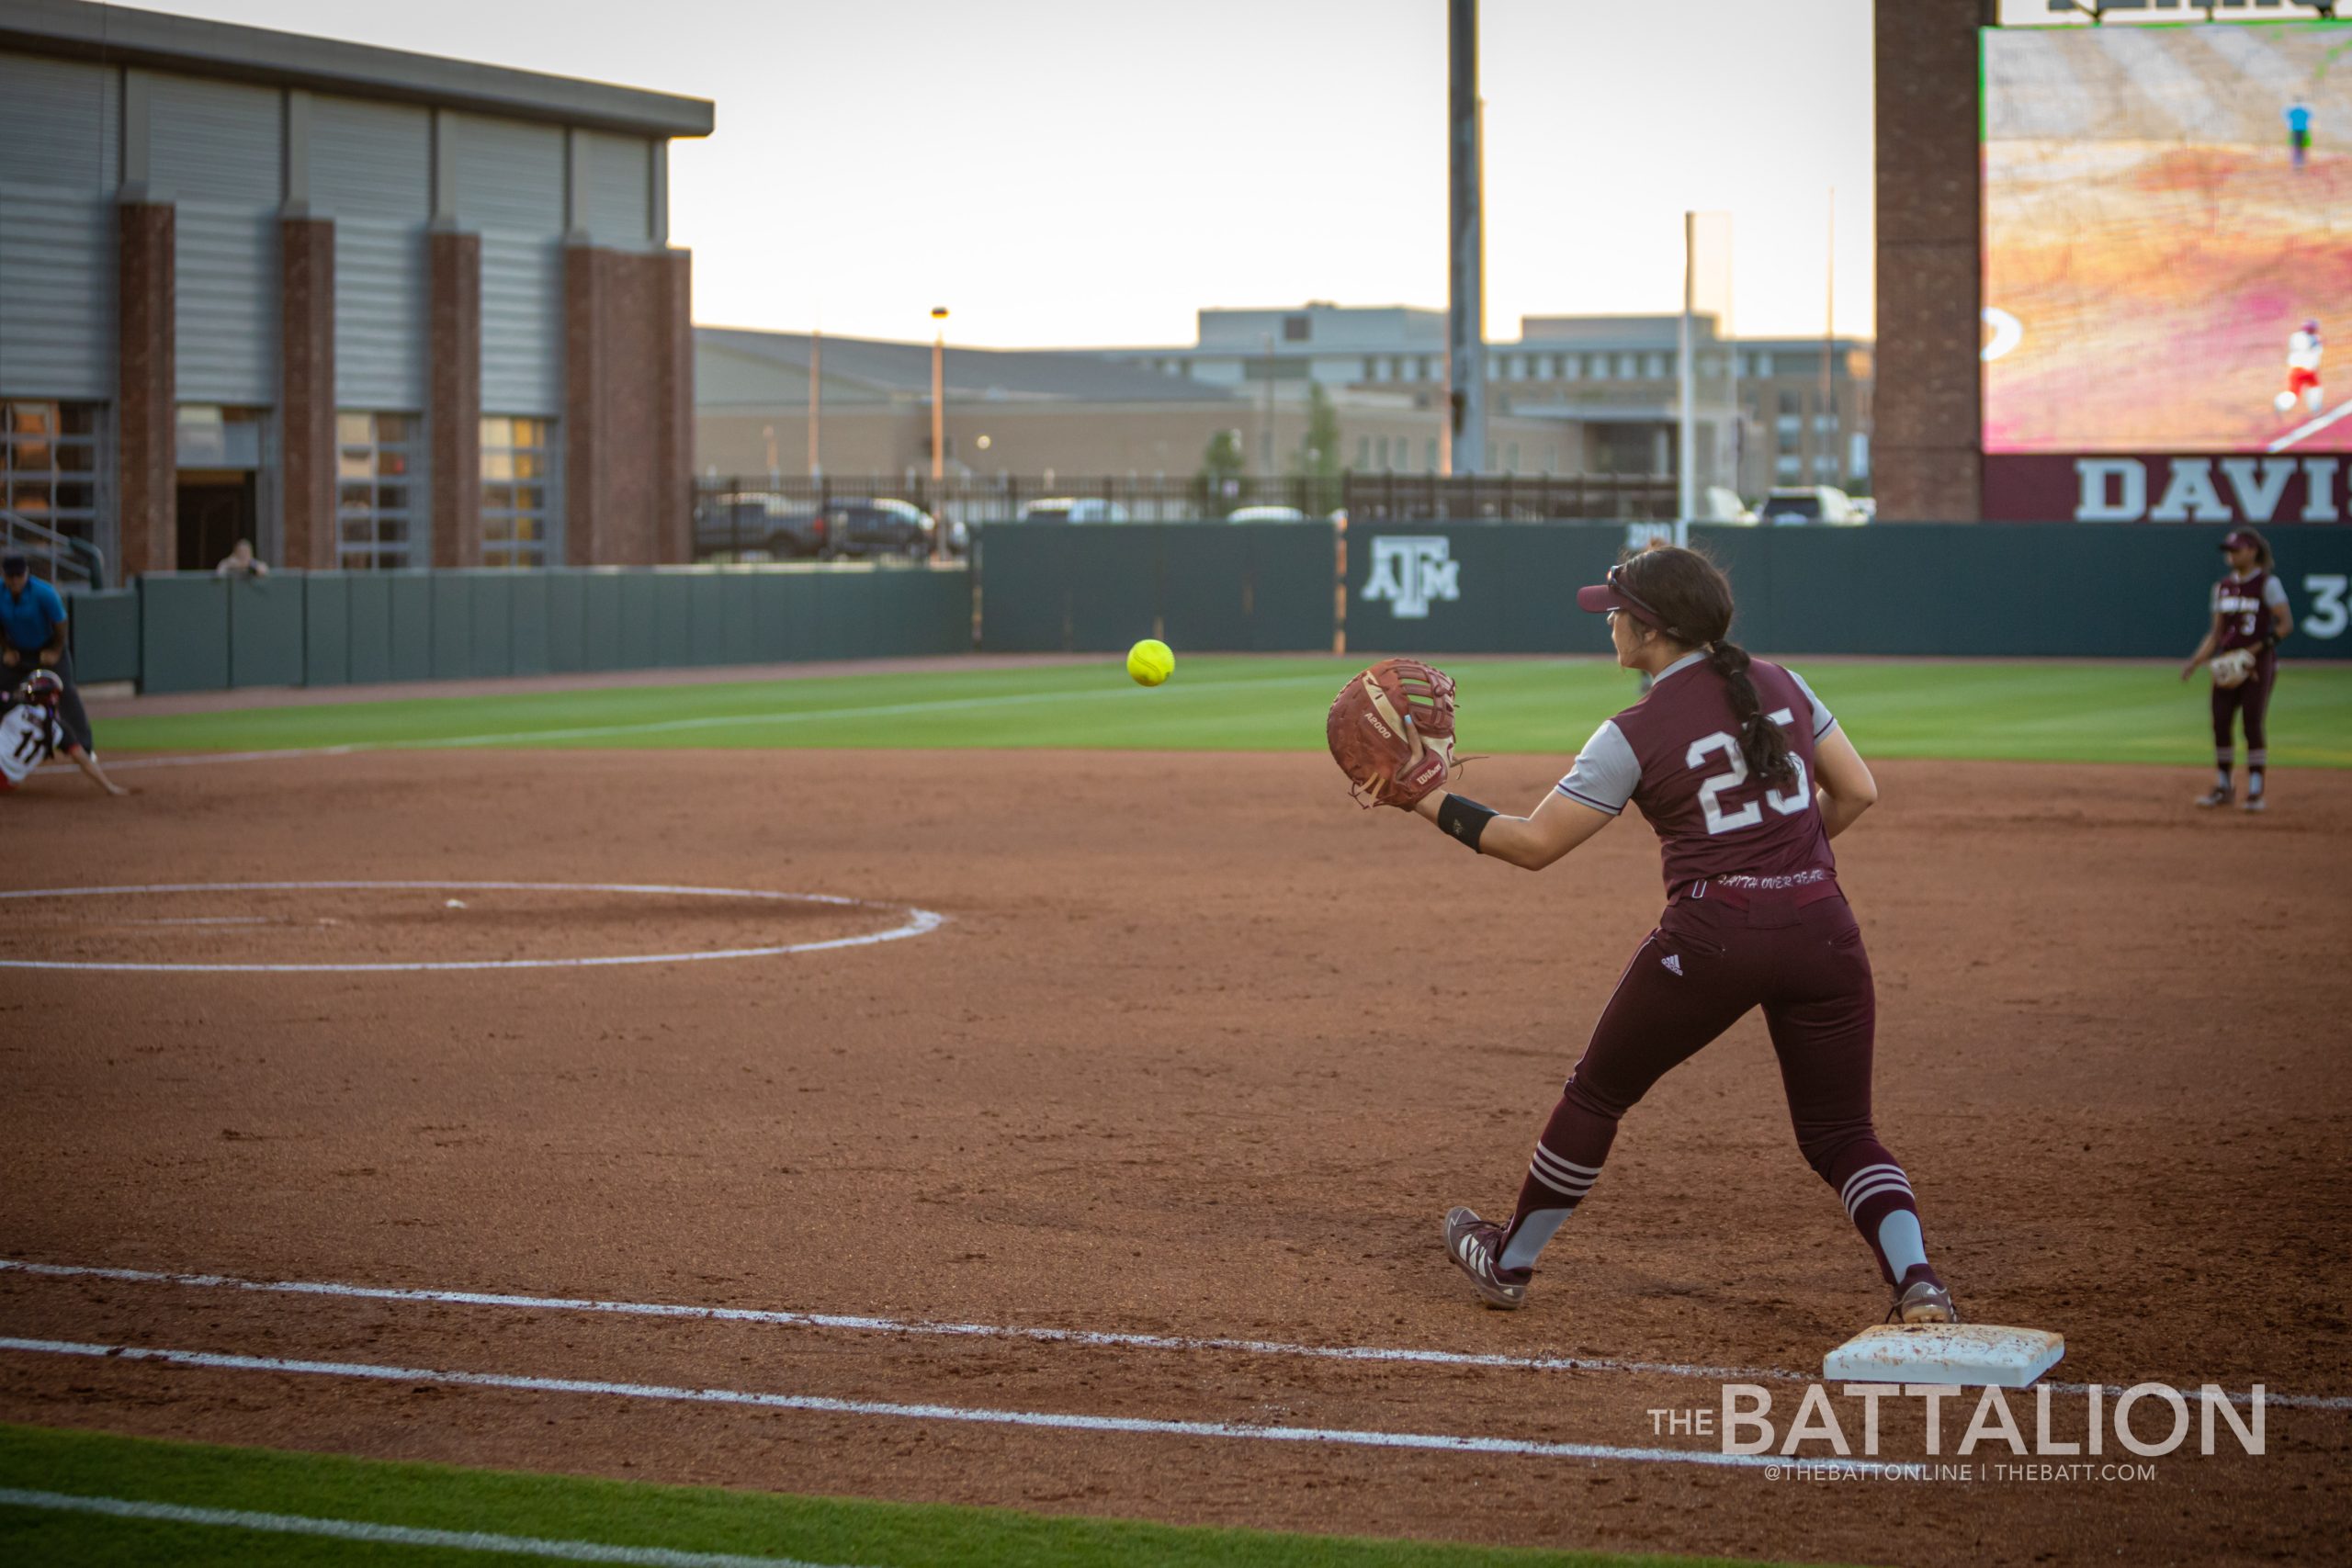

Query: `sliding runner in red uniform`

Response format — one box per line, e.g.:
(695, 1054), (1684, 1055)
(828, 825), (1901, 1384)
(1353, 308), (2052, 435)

(1408, 547), (1953, 1324)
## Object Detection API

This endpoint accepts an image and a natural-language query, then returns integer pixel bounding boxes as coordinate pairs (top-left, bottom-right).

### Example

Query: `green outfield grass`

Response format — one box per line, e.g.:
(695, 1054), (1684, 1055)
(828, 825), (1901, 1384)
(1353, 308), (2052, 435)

(0, 1425), (1796, 1568)
(90, 656), (2352, 768)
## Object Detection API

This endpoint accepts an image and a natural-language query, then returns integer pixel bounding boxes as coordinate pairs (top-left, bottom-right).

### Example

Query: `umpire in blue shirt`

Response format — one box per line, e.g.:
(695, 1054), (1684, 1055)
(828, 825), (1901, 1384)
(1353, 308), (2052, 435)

(2, 554), (95, 752)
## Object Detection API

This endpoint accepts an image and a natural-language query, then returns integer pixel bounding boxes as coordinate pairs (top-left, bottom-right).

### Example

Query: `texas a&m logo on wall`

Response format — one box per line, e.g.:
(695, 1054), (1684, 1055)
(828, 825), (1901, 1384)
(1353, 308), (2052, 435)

(1361, 536), (1462, 620)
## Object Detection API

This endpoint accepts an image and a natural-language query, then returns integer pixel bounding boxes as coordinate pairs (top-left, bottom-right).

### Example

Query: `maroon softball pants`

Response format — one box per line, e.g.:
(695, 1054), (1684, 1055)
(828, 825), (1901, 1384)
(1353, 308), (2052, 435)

(1494, 887), (1931, 1287)
(2211, 651), (2276, 764)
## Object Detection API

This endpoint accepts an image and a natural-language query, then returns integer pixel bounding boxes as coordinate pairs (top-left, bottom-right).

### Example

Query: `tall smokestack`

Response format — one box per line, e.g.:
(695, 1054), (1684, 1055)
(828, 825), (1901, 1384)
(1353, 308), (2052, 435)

(1447, 0), (1486, 475)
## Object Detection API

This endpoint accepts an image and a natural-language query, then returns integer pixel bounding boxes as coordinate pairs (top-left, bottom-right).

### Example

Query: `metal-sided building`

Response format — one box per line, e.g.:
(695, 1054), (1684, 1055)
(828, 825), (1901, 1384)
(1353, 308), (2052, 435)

(0, 0), (712, 579)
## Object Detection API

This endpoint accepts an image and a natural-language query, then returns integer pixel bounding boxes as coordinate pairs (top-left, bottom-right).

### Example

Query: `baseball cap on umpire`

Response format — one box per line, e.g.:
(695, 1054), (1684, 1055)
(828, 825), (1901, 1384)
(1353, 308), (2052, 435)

(1576, 560), (1670, 630)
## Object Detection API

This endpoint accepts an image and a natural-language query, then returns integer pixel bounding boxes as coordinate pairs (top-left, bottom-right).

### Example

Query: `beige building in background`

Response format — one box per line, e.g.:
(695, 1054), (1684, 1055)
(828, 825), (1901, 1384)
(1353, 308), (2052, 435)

(695, 304), (1871, 500)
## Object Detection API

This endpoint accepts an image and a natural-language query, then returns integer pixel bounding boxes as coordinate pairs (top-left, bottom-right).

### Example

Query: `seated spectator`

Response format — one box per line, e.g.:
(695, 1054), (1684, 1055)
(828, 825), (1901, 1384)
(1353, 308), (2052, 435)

(215, 539), (271, 579)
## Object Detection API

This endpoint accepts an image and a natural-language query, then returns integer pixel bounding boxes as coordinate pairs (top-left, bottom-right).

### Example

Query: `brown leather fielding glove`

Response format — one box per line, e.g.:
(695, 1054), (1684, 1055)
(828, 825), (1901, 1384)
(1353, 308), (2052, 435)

(1326, 658), (1459, 808)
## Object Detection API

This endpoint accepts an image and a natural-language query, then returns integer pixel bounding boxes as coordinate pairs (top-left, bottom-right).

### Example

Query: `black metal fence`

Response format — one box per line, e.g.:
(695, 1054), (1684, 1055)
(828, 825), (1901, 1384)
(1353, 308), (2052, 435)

(1337, 471), (1679, 524)
(689, 472), (1679, 559)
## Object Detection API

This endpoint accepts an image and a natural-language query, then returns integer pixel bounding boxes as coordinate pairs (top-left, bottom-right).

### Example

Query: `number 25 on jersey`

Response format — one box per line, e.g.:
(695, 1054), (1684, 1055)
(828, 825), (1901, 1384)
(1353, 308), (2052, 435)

(1689, 708), (1809, 836)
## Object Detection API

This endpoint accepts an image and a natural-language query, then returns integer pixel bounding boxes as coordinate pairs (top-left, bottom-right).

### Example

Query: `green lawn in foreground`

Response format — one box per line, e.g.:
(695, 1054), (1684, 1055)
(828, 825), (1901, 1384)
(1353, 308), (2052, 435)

(0, 1425), (1796, 1568)
(91, 656), (2352, 768)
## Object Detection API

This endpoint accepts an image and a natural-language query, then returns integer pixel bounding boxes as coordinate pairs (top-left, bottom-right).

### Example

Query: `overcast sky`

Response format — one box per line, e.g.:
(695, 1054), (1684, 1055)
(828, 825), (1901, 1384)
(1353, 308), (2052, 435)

(143, 0), (1877, 347)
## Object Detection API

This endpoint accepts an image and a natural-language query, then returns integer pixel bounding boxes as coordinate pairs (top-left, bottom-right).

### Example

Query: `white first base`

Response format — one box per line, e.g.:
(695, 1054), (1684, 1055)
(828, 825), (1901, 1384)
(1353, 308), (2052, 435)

(1824, 1324), (2065, 1388)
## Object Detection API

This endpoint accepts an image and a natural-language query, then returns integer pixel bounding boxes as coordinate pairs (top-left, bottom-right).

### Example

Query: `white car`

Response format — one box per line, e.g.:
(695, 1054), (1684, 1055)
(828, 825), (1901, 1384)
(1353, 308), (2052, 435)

(1018, 498), (1131, 523)
(1756, 486), (1865, 525)
(1224, 505), (1309, 523)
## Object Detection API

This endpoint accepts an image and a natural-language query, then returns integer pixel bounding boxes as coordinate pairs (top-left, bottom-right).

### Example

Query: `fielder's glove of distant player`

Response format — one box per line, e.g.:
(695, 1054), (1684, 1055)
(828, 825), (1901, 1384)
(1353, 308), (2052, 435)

(2211, 649), (2258, 689)
(1326, 658), (1459, 809)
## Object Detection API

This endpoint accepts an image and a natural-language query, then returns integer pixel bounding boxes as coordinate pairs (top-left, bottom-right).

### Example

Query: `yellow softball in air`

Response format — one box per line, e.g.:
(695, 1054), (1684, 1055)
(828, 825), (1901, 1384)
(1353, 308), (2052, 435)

(1126, 638), (1174, 687)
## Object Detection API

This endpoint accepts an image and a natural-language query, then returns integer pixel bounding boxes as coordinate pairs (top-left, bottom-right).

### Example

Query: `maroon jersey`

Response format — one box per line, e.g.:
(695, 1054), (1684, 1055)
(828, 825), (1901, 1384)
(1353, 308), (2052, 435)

(2213, 570), (2287, 653)
(1555, 652), (1837, 897)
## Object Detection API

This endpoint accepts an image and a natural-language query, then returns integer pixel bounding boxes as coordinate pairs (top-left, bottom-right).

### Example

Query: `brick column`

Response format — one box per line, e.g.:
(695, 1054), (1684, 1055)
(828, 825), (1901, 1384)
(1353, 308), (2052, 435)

(116, 201), (176, 579)
(564, 244), (695, 567)
(427, 223), (482, 568)
(1872, 0), (1985, 522)
(654, 246), (694, 564)
(562, 241), (605, 566)
(279, 215), (336, 570)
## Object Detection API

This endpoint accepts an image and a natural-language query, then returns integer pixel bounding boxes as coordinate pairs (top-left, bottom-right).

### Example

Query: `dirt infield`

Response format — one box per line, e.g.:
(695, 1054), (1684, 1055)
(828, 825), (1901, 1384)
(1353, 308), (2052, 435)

(3, 750), (2347, 1565)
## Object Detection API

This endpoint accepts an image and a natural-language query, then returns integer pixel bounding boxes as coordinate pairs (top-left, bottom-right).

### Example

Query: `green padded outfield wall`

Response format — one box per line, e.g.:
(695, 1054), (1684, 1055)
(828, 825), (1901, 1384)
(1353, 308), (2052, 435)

(302, 574), (349, 686)
(469, 572), (514, 679)
(130, 565), (976, 694)
(388, 575), (434, 682)
(135, 576), (230, 694)
(228, 576), (306, 688)
(64, 589), (140, 683)
(1334, 522), (2352, 660)
(976, 524), (1339, 653)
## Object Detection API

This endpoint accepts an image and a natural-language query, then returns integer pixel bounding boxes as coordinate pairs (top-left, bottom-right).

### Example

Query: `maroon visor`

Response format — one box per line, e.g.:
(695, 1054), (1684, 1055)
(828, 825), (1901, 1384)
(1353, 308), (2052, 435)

(1575, 562), (1668, 629)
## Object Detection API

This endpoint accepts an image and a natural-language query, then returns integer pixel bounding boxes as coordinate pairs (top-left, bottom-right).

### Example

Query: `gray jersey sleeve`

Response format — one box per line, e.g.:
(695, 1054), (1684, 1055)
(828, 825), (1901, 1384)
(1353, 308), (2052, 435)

(1785, 667), (1837, 739)
(2264, 574), (2290, 609)
(1555, 719), (1639, 815)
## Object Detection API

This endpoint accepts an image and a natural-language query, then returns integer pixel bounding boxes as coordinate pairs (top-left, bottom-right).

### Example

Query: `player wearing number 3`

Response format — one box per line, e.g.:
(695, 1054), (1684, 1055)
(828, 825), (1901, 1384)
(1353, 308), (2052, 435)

(2181, 527), (2291, 814)
(1328, 547), (1952, 1325)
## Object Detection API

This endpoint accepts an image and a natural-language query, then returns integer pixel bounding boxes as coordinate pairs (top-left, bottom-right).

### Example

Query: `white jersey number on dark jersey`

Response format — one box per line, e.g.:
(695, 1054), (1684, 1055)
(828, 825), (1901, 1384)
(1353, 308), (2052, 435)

(1689, 710), (1811, 836)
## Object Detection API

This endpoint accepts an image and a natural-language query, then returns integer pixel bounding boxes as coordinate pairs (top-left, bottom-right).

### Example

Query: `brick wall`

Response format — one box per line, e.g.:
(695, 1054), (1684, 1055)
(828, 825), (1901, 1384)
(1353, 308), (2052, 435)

(278, 215), (336, 570)
(565, 244), (694, 565)
(427, 225), (483, 568)
(116, 202), (176, 579)
(1873, 0), (1987, 522)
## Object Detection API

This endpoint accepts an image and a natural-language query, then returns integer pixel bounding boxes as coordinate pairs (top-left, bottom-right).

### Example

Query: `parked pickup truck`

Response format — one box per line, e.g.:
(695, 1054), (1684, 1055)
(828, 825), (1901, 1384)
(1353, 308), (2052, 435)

(693, 493), (829, 559)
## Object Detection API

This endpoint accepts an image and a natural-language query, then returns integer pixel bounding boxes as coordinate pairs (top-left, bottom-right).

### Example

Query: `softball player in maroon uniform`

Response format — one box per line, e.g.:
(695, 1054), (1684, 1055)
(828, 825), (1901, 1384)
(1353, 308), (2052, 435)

(1411, 547), (1952, 1324)
(2181, 527), (2292, 813)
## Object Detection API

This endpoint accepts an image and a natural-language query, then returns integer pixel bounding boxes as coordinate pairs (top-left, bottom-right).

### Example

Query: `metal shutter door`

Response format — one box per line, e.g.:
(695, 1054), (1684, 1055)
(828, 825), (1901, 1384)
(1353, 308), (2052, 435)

(148, 73), (283, 405)
(583, 131), (652, 251)
(175, 205), (280, 405)
(479, 235), (565, 416)
(453, 116), (566, 417)
(312, 96), (432, 411)
(0, 53), (119, 400)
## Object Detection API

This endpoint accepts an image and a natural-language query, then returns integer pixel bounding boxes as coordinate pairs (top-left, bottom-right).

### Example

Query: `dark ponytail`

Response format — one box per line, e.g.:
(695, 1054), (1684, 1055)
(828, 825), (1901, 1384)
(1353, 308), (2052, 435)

(1705, 638), (1796, 791)
(1616, 546), (1796, 790)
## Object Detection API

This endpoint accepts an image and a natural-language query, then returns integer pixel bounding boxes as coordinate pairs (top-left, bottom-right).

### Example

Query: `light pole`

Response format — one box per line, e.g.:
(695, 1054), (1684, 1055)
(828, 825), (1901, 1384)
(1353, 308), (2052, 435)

(807, 329), (822, 479)
(930, 307), (949, 559)
(930, 307), (949, 485)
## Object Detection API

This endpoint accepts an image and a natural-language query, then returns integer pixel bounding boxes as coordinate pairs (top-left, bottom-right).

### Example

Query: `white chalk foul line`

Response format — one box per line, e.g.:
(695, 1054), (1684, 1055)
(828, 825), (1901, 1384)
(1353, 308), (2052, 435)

(0, 881), (945, 974)
(5, 1257), (2338, 1412)
(0, 1488), (849, 1568)
(0, 1256), (1792, 1388)
(0, 1336), (1831, 1475)
(100, 671), (1344, 773)
(2266, 393), (2352, 453)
